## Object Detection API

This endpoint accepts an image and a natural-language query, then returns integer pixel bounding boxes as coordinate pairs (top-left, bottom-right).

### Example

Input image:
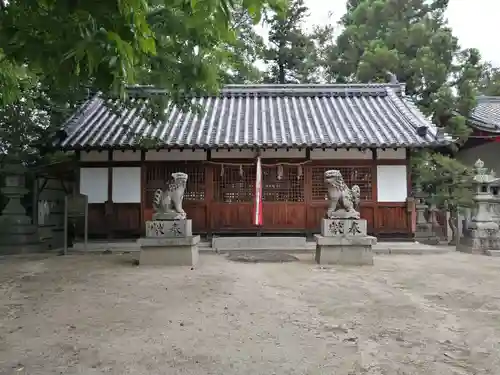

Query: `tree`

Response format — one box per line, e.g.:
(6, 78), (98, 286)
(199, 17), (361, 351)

(328, 0), (480, 231)
(412, 151), (473, 244)
(218, 7), (266, 84)
(263, 0), (319, 84)
(327, 0), (482, 140)
(0, 0), (283, 106)
(308, 24), (336, 83)
(0, 0), (283, 171)
(0, 78), (62, 169)
(479, 63), (500, 96)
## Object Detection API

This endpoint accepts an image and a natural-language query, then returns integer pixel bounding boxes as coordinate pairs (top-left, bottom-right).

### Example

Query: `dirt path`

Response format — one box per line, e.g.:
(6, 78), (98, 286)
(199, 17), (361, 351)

(1, 252), (500, 374)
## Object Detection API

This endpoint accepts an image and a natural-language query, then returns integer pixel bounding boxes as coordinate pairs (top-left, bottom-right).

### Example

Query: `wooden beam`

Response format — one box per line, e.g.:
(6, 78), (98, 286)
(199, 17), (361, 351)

(140, 150), (146, 234)
(406, 148), (414, 238)
(106, 150), (113, 239)
(371, 149), (378, 237)
(205, 163), (214, 239)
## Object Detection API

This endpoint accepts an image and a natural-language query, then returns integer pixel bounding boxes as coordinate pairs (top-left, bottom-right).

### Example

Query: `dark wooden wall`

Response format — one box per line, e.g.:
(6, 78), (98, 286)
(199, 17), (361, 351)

(80, 155), (412, 238)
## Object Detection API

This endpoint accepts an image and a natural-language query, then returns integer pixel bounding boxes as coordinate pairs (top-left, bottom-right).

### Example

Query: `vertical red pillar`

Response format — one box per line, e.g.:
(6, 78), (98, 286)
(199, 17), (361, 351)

(253, 156), (263, 226)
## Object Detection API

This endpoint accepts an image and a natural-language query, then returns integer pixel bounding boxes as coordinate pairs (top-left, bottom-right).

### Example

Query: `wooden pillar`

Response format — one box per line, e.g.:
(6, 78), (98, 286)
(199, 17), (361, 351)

(371, 148), (378, 236)
(75, 151), (81, 194)
(256, 149), (261, 237)
(406, 148), (414, 238)
(140, 150), (146, 235)
(304, 148), (312, 238)
(205, 153), (214, 239)
(106, 150), (113, 239)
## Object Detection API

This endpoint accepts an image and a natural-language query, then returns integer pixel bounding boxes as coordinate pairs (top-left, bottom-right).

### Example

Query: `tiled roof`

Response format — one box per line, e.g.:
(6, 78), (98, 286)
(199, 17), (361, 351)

(56, 84), (450, 150)
(469, 96), (500, 133)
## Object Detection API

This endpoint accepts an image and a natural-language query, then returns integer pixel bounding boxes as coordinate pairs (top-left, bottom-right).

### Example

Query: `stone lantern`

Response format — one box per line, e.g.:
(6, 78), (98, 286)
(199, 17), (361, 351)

(0, 165), (41, 254)
(413, 185), (438, 244)
(459, 159), (500, 255)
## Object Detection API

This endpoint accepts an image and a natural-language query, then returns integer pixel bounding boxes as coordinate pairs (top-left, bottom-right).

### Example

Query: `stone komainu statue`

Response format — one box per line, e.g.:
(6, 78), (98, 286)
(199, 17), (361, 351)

(324, 169), (361, 219)
(153, 172), (188, 220)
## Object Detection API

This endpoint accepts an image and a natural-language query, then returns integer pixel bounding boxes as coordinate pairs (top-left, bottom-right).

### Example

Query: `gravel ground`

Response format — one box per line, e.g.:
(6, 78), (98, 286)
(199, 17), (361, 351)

(1, 252), (500, 374)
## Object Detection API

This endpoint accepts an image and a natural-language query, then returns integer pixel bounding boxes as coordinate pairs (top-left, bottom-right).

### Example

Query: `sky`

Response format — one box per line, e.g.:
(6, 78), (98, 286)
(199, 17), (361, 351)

(260, 0), (500, 67)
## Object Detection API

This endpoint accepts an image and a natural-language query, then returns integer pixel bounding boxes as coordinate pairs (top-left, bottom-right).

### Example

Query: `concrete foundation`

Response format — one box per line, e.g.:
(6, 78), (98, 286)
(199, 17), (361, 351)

(315, 234), (376, 265)
(315, 218), (376, 265)
(212, 236), (307, 252)
(138, 236), (200, 266)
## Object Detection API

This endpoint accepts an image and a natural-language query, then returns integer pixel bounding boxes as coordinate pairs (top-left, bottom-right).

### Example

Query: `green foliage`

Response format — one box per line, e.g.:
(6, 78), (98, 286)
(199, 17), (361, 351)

(0, 77), (55, 167)
(263, 0), (319, 83)
(327, 0), (482, 142)
(412, 151), (474, 212)
(0, 0), (283, 107)
(220, 7), (266, 84)
(479, 63), (500, 96)
(0, 0), (282, 166)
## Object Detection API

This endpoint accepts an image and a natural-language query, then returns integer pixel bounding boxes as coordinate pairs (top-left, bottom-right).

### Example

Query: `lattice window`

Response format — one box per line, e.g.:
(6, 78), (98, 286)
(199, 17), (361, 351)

(311, 166), (372, 201)
(262, 165), (304, 202)
(213, 164), (255, 203)
(145, 163), (205, 208)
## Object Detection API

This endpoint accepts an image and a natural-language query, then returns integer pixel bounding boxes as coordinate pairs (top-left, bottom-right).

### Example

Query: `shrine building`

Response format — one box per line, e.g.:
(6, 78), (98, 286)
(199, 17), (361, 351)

(458, 95), (500, 175)
(54, 83), (450, 239)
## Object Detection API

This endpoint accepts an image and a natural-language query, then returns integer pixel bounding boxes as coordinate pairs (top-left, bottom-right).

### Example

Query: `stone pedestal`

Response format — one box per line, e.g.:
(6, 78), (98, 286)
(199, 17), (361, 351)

(458, 221), (500, 254)
(138, 219), (199, 266)
(315, 218), (376, 265)
(138, 236), (200, 266)
(458, 159), (500, 255)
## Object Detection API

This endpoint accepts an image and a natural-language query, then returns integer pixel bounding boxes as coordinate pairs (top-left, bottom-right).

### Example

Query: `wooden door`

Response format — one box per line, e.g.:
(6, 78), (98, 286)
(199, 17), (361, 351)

(210, 164), (256, 231)
(261, 164), (306, 230)
(375, 203), (410, 236)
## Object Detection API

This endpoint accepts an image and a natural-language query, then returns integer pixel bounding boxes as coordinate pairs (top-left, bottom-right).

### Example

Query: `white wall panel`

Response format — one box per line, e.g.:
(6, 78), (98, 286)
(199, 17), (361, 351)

(376, 149), (406, 160)
(112, 167), (141, 203)
(113, 150), (141, 161)
(80, 168), (108, 203)
(80, 151), (108, 162)
(146, 149), (207, 161)
(377, 165), (408, 202)
(261, 149), (306, 158)
(211, 149), (255, 159)
(310, 149), (372, 160)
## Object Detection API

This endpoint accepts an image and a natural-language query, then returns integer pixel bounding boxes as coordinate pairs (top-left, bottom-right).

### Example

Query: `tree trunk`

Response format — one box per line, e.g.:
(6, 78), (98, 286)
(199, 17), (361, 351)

(278, 40), (286, 84)
(448, 209), (458, 245)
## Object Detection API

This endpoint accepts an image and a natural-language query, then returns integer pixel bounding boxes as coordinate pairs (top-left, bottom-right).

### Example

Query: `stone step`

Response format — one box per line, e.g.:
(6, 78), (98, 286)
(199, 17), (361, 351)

(214, 247), (311, 254)
(70, 239), (453, 256)
(212, 236), (307, 252)
(485, 250), (500, 257)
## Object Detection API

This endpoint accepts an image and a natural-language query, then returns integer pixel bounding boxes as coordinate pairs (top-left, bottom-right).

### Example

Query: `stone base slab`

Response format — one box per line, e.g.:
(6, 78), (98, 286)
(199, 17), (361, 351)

(138, 235), (200, 266)
(212, 236), (307, 251)
(314, 234), (376, 266)
(321, 218), (367, 237)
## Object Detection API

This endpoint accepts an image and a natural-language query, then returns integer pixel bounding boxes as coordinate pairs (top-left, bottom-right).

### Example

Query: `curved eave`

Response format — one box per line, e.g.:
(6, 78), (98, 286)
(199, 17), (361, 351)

(468, 118), (500, 134)
(53, 140), (450, 153)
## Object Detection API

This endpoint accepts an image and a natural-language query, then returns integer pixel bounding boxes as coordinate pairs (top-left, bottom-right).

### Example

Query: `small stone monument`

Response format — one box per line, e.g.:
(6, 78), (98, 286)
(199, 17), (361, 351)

(413, 187), (439, 244)
(459, 159), (500, 255)
(314, 170), (376, 265)
(137, 172), (200, 266)
(0, 167), (42, 254)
